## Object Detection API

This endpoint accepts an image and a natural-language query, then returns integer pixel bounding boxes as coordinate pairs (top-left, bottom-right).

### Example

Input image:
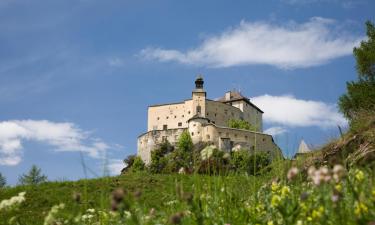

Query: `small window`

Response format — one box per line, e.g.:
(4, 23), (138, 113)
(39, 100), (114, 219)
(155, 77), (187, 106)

(206, 135), (210, 139)
(263, 138), (265, 141)
(245, 135), (248, 139)
(166, 116), (169, 119)
(188, 111), (191, 114)
(193, 124), (196, 127)
(196, 106), (201, 114)
(157, 117), (160, 120)
(178, 122), (182, 127)
(182, 115), (185, 118)
(191, 132), (194, 136)
(234, 134), (237, 138)
(214, 113), (217, 117)
(206, 113), (209, 116)
(174, 115), (177, 118)
(163, 125), (168, 130)
(162, 136), (167, 142)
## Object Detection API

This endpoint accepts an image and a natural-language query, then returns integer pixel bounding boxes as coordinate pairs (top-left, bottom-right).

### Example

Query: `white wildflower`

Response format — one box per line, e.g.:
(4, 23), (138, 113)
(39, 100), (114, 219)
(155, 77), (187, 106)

(287, 167), (299, 181)
(44, 203), (65, 225)
(0, 192), (26, 211)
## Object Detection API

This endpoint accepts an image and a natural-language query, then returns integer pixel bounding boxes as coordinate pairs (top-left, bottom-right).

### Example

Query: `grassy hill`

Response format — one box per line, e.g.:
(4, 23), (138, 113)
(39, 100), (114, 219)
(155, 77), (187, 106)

(1, 159), (375, 224)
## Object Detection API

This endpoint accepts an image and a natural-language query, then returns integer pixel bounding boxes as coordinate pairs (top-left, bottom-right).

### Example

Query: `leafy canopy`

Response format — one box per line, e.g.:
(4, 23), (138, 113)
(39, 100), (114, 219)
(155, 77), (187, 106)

(339, 21), (375, 122)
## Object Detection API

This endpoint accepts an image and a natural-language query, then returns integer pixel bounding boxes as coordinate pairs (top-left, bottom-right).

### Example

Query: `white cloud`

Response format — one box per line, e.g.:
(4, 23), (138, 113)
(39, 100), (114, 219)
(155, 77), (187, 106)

(107, 159), (124, 175)
(264, 126), (288, 136)
(252, 95), (347, 128)
(140, 17), (363, 69)
(0, 120), (110, 166)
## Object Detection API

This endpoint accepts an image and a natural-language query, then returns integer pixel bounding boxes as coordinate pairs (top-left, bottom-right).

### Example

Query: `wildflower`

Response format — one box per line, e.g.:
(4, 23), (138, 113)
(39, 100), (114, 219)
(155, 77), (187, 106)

(72, 192), (81, 203)
(0, 192), (26, 211)
(287, 167), (299, 181)
(44, 203), (65, 225)
(281, 186), (290, 198)
(112, 188), (125, 203)
(124, 210), (132, 219)
(87, 208), (95, 213)
(332, 164), (346, 182)
(331, 194), (340, 203)
(354, 201), (368, 217)
(271, 195), (281, 208)
(354, 169), (365, 182)
(335, 184), (342, 192)
(267, 221), (274, 225)
(169, 212), (184, 224)
(178, 167), (186, 174)
(271, 181), (280, 193)
(311, 206), (324, 220)
(296, 220), (303, 225)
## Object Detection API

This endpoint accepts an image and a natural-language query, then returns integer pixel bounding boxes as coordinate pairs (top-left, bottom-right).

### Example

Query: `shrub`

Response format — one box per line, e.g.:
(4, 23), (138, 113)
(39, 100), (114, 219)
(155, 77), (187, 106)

(228, 119), (256, 131)
(231, 150), (271, 175)
(131, 156), (145, 172)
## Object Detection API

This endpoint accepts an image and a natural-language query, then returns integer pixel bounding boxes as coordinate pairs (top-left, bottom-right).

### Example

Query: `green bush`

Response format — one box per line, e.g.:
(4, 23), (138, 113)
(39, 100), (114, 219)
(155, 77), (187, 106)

(231, 150), (271, 175)
(228, 119), (256, 131)
(130, 156), (145, 172)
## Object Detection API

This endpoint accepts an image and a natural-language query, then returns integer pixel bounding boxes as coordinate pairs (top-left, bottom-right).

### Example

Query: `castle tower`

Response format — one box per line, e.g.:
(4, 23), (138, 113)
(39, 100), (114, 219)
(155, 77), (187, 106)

(192, 75), (206, 117)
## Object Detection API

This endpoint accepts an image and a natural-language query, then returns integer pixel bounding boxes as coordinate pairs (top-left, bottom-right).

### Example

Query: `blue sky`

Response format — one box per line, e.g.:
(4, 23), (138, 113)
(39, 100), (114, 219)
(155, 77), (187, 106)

(0, 0), (374, 185)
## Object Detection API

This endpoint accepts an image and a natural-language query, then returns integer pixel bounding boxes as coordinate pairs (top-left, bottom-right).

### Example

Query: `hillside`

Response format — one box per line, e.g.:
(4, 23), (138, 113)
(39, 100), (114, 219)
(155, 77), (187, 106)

(297, 113), (375, 169)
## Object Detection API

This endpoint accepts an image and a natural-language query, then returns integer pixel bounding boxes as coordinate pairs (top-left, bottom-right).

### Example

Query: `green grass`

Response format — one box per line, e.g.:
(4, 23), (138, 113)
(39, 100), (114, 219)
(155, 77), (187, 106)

(1, 162), (375, 225)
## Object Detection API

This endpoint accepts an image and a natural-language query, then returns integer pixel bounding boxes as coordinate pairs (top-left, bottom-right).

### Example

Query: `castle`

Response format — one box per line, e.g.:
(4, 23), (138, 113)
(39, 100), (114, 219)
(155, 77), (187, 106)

(137, 76), (282, 164)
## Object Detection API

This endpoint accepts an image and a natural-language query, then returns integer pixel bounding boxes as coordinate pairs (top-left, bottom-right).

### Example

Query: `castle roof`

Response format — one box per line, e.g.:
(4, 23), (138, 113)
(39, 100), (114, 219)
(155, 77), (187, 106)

(217, 91), (264, 113)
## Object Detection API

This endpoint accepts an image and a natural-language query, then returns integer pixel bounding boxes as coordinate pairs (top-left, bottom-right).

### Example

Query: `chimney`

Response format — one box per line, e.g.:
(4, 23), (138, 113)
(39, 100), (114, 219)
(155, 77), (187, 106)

(225, 91), (231, 101)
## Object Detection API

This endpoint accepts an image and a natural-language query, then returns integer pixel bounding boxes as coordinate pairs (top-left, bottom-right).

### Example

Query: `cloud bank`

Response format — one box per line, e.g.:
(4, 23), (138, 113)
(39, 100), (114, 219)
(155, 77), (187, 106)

(0, 120), (110, 166)
(140, 17), (362, 69)
(252, 95), (347, 134)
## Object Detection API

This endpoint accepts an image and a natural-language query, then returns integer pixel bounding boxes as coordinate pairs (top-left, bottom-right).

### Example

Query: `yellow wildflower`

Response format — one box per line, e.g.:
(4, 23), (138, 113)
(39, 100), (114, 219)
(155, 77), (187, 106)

(281, 186), (290, 198)
(271, 181), (280, 193)
(335, 184), (342, 192)
(271, 195), (281, 208)
(354, 170), (364, 182)
(296, 220), (303, 225)
(267, 221), (274, 225)
(354, 201), (368, 217)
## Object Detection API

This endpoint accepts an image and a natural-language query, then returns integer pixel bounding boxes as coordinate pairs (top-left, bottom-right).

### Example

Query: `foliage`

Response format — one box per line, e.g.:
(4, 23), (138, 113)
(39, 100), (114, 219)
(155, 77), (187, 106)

(177, 130), (193, 153)
(18, 165), (47, 186)
(228, 119), (256, 131)
(339, 21), (375, 122)
(231, 150), (271, 175)
(123, 154), (136, 171)
(130, 156), (145, 172)
(0, 172), (6, 188)
(149, 141), (174, 173)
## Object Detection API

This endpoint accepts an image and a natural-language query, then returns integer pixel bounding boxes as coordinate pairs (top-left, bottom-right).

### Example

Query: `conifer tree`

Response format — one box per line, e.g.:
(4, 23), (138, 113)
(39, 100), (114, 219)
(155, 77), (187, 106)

(18, 165), (47, 185)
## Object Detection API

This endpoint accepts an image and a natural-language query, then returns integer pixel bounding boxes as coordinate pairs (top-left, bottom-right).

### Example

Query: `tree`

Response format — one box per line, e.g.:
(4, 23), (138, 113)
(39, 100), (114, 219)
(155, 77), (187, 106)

(177, 130), (193, 152)
(18, 165), (47, 185)
(0, 172), (6, 188)
(228, 119), (256, 131)
(339, 21), (375, 121)
(131, 156), (145, 172)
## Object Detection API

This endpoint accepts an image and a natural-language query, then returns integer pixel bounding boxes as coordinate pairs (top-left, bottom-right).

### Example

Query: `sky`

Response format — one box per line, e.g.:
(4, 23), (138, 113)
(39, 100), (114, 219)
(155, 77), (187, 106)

(0, 0), (374, 185)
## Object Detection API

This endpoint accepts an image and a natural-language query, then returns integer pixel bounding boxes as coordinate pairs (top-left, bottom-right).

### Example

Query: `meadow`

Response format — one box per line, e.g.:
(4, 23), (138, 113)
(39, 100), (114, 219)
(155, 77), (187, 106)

(1, 160), (375, 225)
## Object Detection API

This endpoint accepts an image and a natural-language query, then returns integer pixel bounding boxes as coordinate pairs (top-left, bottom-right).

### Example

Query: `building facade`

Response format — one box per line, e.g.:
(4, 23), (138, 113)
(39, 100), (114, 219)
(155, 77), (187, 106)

(138, 76), (282, 164)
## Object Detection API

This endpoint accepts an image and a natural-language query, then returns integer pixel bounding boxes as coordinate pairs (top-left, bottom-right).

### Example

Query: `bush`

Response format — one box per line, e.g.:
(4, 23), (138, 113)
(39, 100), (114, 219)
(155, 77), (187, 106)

(228, 119), (256, 131)
(131, 156), (145, 172)
(231, 150), (271, 175)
